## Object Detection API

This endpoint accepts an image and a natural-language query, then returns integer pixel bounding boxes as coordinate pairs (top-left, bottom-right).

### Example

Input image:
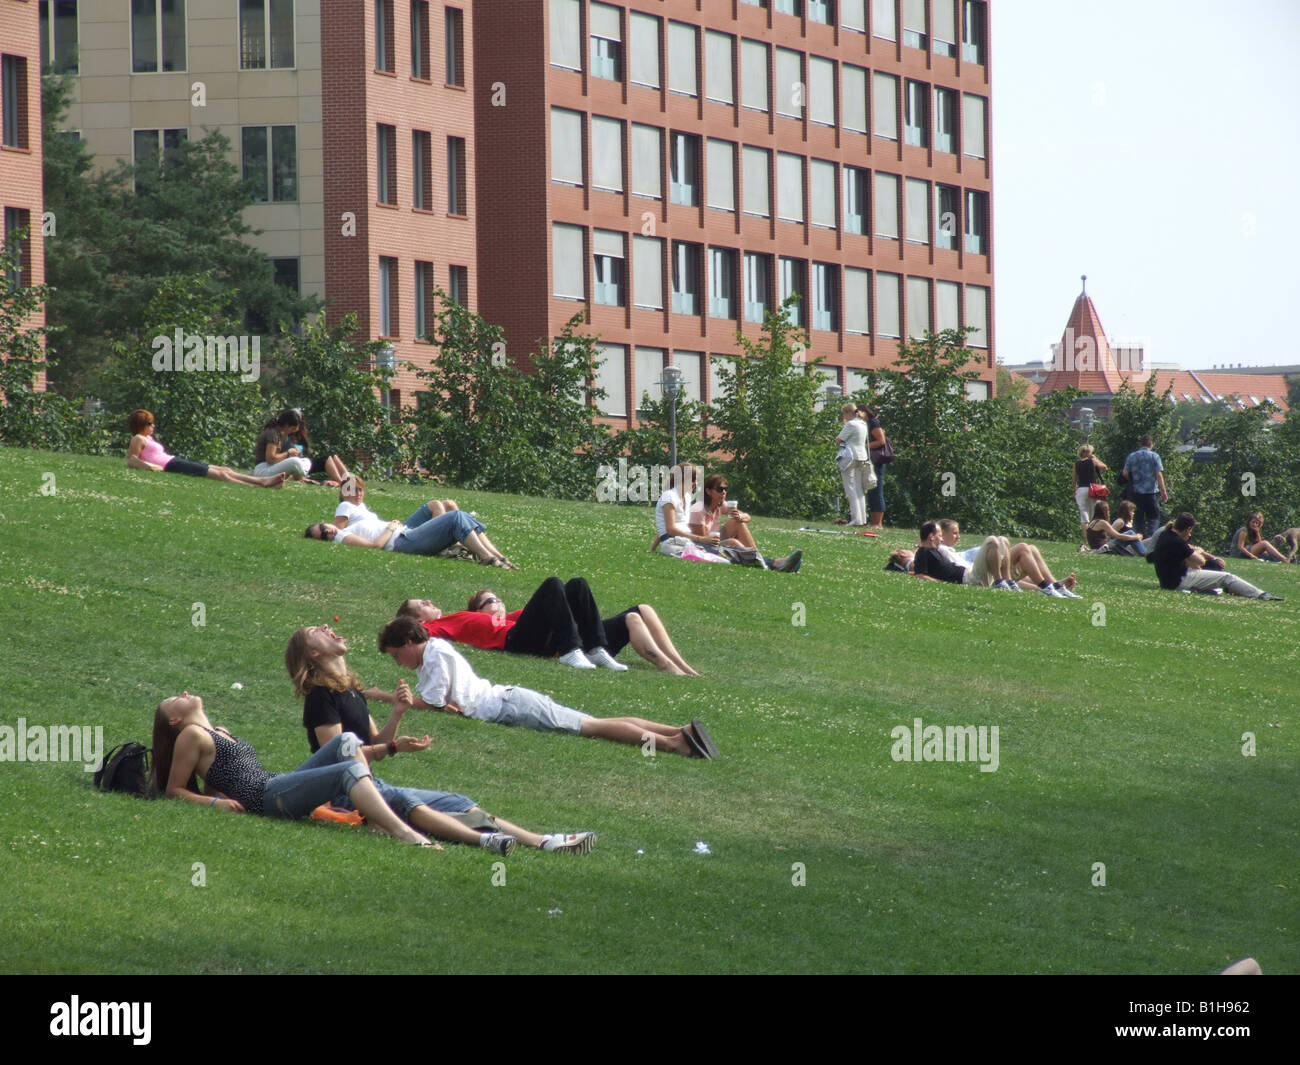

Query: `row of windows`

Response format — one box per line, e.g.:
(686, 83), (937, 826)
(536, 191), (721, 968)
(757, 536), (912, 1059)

(551, 116), (988, 250)
(552, 0), (987, 94)
(553, 224), (988, 343)
(377, 258), (469, 339)
(377, 0), (465, 86)
(377, 126), (467, 213)
(127, 125), (298, 203)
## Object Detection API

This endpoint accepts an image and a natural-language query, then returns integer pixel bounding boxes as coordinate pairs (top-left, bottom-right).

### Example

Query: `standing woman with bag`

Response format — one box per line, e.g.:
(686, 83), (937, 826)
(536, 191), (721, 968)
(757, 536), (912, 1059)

(836, 404), (876, 527)
(1072, 444), (1109, 548)
(860, 405), (891, 531)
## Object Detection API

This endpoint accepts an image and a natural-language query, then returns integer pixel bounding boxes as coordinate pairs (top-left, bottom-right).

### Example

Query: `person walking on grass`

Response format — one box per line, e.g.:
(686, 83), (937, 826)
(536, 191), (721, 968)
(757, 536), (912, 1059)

(1122, 434), (1168, 538)
(376, 617), (718, 758)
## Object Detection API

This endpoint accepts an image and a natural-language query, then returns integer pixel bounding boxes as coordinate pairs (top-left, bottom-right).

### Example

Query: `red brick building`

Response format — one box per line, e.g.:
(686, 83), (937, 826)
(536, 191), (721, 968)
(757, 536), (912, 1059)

(473, 0), (995, 422)
(1, 0), (46, 389)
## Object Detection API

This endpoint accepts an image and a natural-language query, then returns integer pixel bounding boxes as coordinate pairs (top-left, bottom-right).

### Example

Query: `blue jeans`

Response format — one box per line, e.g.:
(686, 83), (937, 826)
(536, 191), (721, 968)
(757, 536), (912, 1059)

(263, 733), (371, 819)
(1134, 493), (1161, 538)
(391, 505), (485, 556)
(335, 777), (475, 821)
(866, 464), (885, 515)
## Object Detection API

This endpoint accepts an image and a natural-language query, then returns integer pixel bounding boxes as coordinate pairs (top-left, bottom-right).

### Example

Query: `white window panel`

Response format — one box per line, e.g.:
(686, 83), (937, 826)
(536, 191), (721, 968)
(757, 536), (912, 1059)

(635, 347), (666, 406)
(874, 172), (898, 239)
(633, 235), (664, 309)
(629, 12), (660, 88)
(843, 0), (867, 32)
(844, 267), (871, 334)
(741, 39), (769, 111)
(842, 64), (867, 132)
(876, 272), (900, 337)
(809, 56), (835, 126)
(811, 159), (836, 228)
(590, 3), (621, 41)
(631, 124), (662, 199)
(775, 48), (803, 118)
(591, 116), (624, 192)
(707, 139), (736, 211)
(674, 351), (703, 403)
(906, 276), (930, 337)
(705, 31), (734, 104)
(777, 153), (804, 222)
(553, 223), (585, 299)
(549, 0), (581, 70)
(873, 72), (897, 139)
(905, 178), (930, 244)
(966, 284), (988, 346)
(595, 343), (627, 416)
(550, 108), (582, 185)
(963, 94), (987, 159)
(668, 21), (697, 96)
(935, 281), (960, 332)
(742, 146), (770, 217)
(873, 0), (896, 40)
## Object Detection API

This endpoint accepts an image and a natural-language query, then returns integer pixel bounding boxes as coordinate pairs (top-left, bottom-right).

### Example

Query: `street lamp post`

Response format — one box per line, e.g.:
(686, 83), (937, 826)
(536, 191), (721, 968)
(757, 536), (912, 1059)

(661, 365), (684, 471)
(1079, 406), (1094, 442)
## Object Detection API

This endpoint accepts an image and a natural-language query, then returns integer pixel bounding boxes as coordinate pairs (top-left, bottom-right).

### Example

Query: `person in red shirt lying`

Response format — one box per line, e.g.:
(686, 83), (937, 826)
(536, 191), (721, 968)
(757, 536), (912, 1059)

(396, 577), (700, 676)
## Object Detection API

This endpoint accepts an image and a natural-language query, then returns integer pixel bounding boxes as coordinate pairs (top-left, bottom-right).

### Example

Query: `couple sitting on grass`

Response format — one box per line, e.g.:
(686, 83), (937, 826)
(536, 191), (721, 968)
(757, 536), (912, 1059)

(1149, 513), (1283, 601)
(152, 619), (717, 853)
(889, 520), (1082, 598)
(304, 476), (517, 569)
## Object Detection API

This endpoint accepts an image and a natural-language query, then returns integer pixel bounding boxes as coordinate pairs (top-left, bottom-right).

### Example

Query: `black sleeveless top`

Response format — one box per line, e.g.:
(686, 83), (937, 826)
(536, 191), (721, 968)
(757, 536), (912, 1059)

(1075, 458), (1099, 486)
(202, 727), (270, 814)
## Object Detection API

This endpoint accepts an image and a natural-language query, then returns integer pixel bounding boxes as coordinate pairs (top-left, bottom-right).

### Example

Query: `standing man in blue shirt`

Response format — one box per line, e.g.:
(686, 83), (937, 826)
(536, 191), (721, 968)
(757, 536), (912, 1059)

(1122, 434), (1168, 537)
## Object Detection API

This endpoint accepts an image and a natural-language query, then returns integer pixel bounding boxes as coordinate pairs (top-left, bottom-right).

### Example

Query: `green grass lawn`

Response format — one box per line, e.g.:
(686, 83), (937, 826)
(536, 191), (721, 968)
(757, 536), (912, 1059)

(0, 446), (1296, 974)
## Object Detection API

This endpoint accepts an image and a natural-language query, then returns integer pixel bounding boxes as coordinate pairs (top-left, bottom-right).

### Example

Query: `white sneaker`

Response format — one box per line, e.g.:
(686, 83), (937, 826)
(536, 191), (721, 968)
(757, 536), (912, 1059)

(478, 832), (517, 856)
(586, 647), (629, 671)
(1054, 583), (1083, 599)
(1037, 583), (1062, 597)
(558, 649), (596, 669)
(541, 831), (596, 855)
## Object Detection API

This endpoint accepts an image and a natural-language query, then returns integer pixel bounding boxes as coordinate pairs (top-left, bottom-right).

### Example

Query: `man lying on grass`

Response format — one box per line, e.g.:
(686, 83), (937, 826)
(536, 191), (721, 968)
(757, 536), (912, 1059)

(376, 617), (717, 758)
(937, 519), (1082, 598)
(1149, 513), (1284, 601)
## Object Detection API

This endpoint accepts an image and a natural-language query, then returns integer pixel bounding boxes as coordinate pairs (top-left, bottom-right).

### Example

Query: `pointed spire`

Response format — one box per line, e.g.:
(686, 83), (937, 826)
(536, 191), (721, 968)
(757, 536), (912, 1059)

(1081, 274), (1087, 296)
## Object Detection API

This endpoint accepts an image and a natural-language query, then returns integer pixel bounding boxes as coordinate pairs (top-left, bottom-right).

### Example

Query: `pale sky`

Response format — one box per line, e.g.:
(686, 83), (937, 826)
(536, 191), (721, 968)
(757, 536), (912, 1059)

(992, 0), (1300, 369)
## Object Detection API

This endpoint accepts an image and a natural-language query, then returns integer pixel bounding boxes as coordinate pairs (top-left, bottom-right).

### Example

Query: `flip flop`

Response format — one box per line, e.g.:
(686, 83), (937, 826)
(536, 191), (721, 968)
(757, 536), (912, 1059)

(689, 718), (719, 759)
(681, 725), (710, 759)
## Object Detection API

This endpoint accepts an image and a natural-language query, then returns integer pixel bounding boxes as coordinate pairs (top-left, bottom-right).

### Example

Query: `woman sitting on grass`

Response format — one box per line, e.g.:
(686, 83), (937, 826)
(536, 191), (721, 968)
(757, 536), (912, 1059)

(1084, 501), (1146, 555)
(396, 576), (700, 675)
(152, 691), (434, 845)
(687, 474), (801, 573)
(284, 626), (596, 854)
(273, 408), (348, 484)
(127, 409), (285, 489)
(1228, 512), (1289, 563)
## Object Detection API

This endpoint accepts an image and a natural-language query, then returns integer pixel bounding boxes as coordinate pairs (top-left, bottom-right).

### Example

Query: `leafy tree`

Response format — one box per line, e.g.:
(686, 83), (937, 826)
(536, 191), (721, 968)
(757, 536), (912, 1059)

(0, 235), (108, 452)
(709, 300), (842, 519)
(96, 274), (266, 465)
(1170, 398), (1232, 443)
(41, 75), (318, 394)
(612, 388), (710, 479)
(993, 364), (1031, 409)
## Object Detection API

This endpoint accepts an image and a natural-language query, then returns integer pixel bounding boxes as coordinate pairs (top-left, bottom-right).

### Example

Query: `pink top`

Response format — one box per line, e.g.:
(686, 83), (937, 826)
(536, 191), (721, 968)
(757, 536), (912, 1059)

(139, 437), (174, 468)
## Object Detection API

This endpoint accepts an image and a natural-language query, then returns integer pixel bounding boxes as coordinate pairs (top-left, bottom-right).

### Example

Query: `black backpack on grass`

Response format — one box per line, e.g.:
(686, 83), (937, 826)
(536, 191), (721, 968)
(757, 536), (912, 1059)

(93, 742), (156, 798)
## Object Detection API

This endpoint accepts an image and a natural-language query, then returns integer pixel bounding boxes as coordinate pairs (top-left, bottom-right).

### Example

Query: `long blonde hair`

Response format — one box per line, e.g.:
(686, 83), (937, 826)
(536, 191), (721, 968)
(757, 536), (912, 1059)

(285, 628), (363, 698)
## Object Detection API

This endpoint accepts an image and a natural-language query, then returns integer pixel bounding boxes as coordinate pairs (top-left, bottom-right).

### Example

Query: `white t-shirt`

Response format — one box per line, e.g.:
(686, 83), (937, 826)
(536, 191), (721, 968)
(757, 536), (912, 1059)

(938, 544), (974, 570)
(416, 638), (506, 721)
(335, 500), (401, 547)
(655, 488), (691, 539)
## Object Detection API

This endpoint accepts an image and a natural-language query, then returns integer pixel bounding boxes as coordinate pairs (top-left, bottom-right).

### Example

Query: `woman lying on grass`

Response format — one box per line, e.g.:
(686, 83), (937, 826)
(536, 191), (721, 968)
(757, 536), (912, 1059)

(396, 576), (700, 675)
(152, 692), (434, 845)
(377, 616), (718, 758)
(284, 625), (596, 854)
(127, 409), (285, 489)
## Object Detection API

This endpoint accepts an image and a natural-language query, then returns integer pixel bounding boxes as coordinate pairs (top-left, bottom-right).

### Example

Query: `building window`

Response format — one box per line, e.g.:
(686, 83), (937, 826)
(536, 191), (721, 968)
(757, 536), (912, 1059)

(132, 0), (186, 73)
(935, 184), (959, 249)
(709, 248), (737, 320)
(39, 2), (80, 74)
(905, 178), (929, 244)
(936, 279), (960, 331)
(809, 56), (835, 126)
(412, 130), (432, 210)
(631, 124), (661, 199)
(810, 159), (836, 229)
(447, 136), (466, 213)
(962, 1), (987, 64)
(590, 3), (622, 82)
(414, 260), (433, 337)
(844, 267), (870, 335)
(633, 235), (664, 309)
(670, 132), (700, 206)
(706, 139), (736, 213)
(876, 272), (900, 337)
(2, 55), (29, 148)
(904, 80), (928, 147)
(872, 0), (895, 41)
(553, 223), (586, 300)
(932, 0), (957, 57)
(777, 153), (804, 223)
(376, 124), (396, 204)
(636, 347), (665, 410)
(843, 166), (867, 235)
(593, 230), (625, 306)
(592, 116), (625, 193)
(963, 94), (987, 159)
(906, 276), (930, 337)
(241, 125), (296, 202)
(4, 207), (32, 290)
(902, 0), (927, 50)
(809, 0), (833, 24)
(672, 241), (701, 315)
(779, 257), (806, 326)
(668, 21), (698, 98)
(595, 343), (628, 417)
(812, 262), (836, 332)
(874, 172), (898, 239)
(133, 127), (187, 189)
(873, 72), (898, 140)
(375, 0), (395, 72)
(742, 146), (770, 217)
(240, 0), (295, 69)
(378, 257), (398, 336)
(629, 12), (660, 88)
(410, 0), (429, 79)
(775, 48), (802, 119)
(552, 109), (584, 187)
(965, 189), (987, 254)
(550, 0), (582, 71)
(272, 257), (300, 293)
(934, 87), (957, 153)
(775, 0), (804, 15)
(741, 39), (769, 113)
(705, 31), (734, 105)
(744, 252), (772, 323)
(842, 63), (867, 132)
(966, 284), (988, 346)
(445, 7), (464, 86)
(448, 264), (468, 306)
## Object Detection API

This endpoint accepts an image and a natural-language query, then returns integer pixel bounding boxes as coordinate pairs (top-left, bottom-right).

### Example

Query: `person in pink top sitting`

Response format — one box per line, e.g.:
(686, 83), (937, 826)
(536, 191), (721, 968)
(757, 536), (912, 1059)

(126, 409), (285, 488)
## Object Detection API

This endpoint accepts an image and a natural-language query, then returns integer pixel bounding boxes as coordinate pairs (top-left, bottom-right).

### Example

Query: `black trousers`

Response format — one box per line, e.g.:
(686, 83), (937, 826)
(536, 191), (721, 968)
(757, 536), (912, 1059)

(504, 577), (607, 658)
